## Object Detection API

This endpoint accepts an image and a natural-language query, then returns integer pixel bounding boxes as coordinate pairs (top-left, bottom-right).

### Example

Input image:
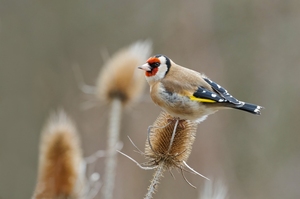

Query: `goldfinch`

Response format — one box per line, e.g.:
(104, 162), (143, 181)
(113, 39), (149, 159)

(138, 54), (263, 122)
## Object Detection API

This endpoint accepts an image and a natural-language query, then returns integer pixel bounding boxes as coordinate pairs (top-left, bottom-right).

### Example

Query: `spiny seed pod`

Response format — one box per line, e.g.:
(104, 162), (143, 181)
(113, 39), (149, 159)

(33, 111), (84, 199)
(145, 111), (197, 170)
(96, 40), (152, 107)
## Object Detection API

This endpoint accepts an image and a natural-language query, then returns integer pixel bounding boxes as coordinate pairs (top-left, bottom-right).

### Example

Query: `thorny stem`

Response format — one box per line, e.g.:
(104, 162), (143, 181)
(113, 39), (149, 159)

(144, 162), (165, 199)
(144, 119), (178, 199)
(102, 98), (122, 199)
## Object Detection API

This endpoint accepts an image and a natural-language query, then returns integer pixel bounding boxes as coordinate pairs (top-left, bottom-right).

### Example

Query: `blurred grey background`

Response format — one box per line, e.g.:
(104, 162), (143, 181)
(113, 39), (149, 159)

(1, 0), (300, 198)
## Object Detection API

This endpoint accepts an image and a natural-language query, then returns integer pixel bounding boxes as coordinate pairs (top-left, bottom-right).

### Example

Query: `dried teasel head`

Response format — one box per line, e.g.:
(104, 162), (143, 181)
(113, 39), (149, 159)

(33, 110), (84, 199)
(96, 40), (152, 107)
(145, 111), (197, 170)
(118, 111), (208, 198)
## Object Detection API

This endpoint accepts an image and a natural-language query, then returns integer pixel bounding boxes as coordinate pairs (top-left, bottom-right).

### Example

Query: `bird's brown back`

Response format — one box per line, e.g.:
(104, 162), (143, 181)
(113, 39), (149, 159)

(161, 62), (213, 96)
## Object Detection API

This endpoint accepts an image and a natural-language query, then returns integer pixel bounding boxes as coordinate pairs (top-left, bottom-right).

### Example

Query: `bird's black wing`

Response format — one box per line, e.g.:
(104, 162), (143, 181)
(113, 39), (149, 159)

(191, 86), (227, 103)
(202, 76), (243, 106)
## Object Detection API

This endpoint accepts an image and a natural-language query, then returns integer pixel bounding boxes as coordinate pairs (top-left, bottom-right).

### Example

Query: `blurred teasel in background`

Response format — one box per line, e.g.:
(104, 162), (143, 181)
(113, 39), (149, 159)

(32, 111), (84, 199)
(96, 40), (152, 107)
(96, 40), (152, 199)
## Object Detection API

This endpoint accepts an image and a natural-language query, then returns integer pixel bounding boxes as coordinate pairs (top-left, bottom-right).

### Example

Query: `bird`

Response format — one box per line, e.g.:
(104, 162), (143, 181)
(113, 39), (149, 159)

(138, 54), (263, 123)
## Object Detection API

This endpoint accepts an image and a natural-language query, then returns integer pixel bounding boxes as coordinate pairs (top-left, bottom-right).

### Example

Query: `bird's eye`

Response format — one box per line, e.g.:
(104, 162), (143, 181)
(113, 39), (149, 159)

(149, 62), (160, 68)
(154, 62), (160, 67)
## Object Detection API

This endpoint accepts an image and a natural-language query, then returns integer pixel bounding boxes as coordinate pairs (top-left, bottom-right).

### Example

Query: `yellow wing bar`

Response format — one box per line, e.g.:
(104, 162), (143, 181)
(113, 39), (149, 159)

(189, 96), (216, 103)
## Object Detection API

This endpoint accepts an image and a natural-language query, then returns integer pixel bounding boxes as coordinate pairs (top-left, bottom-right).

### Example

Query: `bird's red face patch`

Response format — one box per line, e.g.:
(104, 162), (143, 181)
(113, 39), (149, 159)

(145, 67), (158, 77)
(145, 57), (160, 77)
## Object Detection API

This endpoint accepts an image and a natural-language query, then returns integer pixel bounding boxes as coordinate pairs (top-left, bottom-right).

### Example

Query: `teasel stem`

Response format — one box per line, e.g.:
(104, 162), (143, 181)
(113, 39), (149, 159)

(144, 162), (165, 199)
(102, 98), (122, 199)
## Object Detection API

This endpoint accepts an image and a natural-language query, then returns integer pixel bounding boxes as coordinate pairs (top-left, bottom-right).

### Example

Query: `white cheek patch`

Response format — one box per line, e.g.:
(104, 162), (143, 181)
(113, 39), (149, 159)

(156, 64), (168, 79)
(156, 56), (169, 80)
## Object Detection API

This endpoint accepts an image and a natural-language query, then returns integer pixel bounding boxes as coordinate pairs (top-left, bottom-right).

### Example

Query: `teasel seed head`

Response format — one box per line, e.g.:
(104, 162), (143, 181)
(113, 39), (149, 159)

(145, 111), (197, 170)
(96, 40), (152, 107)
(33, 110), (84, 199)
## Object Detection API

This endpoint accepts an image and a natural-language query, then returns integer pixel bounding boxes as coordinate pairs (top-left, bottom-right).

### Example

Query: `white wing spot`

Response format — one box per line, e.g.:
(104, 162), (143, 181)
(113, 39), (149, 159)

(211, 94), (217, 98)
(254, 106), (262, 113)
(202, 90), (206, 93)
(217, 84), (221, 89)
(219, 99), (224, 102)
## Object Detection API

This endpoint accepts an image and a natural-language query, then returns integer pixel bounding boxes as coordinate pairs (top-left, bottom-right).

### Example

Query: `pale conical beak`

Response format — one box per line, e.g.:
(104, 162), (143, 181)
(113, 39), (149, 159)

(138, 63), (151, 71)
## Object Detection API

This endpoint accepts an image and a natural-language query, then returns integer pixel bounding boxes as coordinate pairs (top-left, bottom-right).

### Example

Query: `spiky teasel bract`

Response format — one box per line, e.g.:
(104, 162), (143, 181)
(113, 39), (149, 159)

(145, 111), (197, 170)
(33, 110), (84, 199)
(96, 40), (152, 107)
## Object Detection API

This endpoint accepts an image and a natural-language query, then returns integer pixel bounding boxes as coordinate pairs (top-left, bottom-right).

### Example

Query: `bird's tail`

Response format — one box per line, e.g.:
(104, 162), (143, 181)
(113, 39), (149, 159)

(232, 102), (263, 115)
